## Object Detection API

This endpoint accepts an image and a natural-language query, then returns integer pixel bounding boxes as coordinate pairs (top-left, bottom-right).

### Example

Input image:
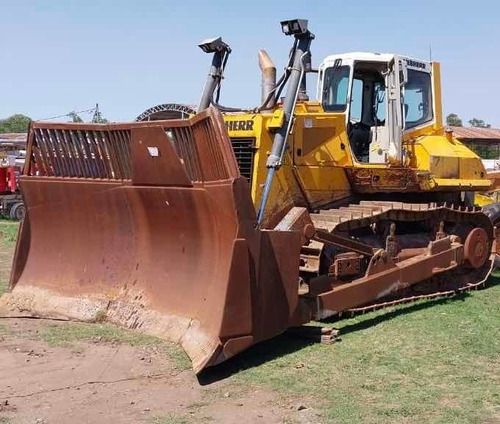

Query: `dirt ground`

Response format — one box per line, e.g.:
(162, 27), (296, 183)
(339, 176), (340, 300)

(0, 235), (317, 424)
(0, 318), (316, 424)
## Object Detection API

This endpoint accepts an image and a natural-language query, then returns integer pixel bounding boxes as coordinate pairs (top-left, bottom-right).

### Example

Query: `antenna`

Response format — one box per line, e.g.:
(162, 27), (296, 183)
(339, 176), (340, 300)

(429, 43), (433, 62)
(92, 103), (101, 123)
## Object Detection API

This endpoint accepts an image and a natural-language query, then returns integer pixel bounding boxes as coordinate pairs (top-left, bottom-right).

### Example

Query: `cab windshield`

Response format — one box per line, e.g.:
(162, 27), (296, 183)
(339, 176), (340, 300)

(322, 65), (350, 112)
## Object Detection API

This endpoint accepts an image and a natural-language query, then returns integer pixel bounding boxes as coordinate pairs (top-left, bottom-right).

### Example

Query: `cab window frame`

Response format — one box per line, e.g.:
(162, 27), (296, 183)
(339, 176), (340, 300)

(403, 69), (433, 130)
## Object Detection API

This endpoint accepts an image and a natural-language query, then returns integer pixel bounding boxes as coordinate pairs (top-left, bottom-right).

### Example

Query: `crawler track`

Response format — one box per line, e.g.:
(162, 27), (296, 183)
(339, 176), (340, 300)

(300, 201), (495, 317)
(344, 275), (491, 317)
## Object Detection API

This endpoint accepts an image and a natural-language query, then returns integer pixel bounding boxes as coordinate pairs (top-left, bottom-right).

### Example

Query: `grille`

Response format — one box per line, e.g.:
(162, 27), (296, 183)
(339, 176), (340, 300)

(230, 138), (255, 183)
(26, 110), (240, 183)
(30, 127), (132, 180)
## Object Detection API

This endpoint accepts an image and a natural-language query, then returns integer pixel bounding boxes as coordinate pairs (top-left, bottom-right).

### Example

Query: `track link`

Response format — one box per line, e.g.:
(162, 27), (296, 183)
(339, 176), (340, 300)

(344, 278), (489, 317)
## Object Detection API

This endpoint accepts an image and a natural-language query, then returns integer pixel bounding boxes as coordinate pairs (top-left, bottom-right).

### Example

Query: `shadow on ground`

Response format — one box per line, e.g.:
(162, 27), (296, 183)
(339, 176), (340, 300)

(198, 334), (314, 385)
(198, 273), (500, 385)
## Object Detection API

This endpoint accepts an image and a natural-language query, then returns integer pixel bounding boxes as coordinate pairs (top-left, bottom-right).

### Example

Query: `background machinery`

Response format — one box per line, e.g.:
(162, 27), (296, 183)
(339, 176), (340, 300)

(0, 135), (25, 220)
(2, 19), (498, 374)
(0, 165), (24, 220)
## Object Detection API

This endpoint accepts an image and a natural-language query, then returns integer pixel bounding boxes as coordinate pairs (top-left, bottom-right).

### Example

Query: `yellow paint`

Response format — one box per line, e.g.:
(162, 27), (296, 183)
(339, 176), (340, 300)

(267, 109), (284, 129)
(222, 60), (491, 225)
(475, 192), (499, 207)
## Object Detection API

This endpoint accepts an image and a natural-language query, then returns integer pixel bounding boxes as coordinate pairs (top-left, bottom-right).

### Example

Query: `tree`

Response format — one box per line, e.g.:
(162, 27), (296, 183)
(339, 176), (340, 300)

(446, 113), (462, 127)
(0, 114), (32, 133)
(468, 118), (491, 128)
(67, 111), (83, 123)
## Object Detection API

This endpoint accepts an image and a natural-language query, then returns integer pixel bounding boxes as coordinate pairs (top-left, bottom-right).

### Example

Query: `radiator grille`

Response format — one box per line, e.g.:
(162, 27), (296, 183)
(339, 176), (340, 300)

(230, 138), (255, 183)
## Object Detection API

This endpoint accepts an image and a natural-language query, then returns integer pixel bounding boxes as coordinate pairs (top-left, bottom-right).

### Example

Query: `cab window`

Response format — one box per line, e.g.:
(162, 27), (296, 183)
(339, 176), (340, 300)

(373, 82), (386, 123)
(404, 70), (433, 129)
(350, 78), (363, 121)
(322, 66), (350, 112)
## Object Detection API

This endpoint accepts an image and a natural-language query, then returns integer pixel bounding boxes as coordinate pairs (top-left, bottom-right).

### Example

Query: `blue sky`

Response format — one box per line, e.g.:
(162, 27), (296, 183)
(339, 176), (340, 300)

(2, 0), (499, 126)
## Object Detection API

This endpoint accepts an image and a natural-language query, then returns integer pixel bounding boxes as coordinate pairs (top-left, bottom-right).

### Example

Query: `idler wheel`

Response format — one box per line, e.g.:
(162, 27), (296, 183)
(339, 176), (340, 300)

(464, 227), (489, 268)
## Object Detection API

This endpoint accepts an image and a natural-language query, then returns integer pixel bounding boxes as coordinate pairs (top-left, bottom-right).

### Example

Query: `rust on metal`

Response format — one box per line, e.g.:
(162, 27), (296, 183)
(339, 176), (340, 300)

(4, 108), (304, 374)
(291, 200), (494, 321)
(464, 227), (489, 268)
(2, 108), (497, 374)
(436, 221), (447, 240)
(345, 167), (420, 193)
(313, 228), (375, 257)
(331, 252), (363, 278)
(385, 222), (399, 258)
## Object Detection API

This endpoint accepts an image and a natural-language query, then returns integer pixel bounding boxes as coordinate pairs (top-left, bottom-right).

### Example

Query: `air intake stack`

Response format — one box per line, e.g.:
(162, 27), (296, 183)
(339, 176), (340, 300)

(258, 49), (276, 111)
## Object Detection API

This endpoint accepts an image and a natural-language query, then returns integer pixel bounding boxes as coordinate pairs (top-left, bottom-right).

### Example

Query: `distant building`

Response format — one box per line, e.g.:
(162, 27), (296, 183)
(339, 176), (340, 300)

(0, 132), (26, 148)
(0, 133), (26, 167)
(452, 126), (500, 169)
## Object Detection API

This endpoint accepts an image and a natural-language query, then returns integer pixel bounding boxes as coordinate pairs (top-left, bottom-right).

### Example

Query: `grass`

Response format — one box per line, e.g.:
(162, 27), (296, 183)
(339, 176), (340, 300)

(41, 322), (165, 347)
(207, 276), (500, 424)
(0, 417), (11, 424)
(40, 321), (191, 370)
(151, 415), (212, 424)
(0, 220), (19, 247)
(152, 414), (190, 424)
(186, 401), (209, 412)
(0, 219), (19, 295)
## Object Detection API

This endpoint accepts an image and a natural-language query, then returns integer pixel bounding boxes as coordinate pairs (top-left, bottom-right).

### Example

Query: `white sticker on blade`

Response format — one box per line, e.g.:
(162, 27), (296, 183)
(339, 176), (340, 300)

(147, 146), (159, 157)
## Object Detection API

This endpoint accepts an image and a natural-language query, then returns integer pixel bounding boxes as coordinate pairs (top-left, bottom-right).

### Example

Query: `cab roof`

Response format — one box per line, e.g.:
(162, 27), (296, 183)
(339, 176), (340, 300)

(320, 52), (432, 69)
(323, 52), (395, 64)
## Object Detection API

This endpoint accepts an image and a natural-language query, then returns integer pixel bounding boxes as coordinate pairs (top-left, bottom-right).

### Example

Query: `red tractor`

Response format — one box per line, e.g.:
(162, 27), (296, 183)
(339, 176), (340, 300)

(0, 165), (24, 220)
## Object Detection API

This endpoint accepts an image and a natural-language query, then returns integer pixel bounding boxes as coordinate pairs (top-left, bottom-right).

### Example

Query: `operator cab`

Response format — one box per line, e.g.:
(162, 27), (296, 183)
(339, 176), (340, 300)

(317, 53), (435, 164)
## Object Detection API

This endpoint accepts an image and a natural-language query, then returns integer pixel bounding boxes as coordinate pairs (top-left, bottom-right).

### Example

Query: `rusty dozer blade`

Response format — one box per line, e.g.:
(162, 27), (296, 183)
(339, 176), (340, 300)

(1, 108), (304, 374)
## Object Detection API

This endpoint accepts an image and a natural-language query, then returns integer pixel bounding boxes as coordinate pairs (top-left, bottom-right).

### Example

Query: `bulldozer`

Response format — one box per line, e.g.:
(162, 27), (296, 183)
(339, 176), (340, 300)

(2, 19), (499, 374)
